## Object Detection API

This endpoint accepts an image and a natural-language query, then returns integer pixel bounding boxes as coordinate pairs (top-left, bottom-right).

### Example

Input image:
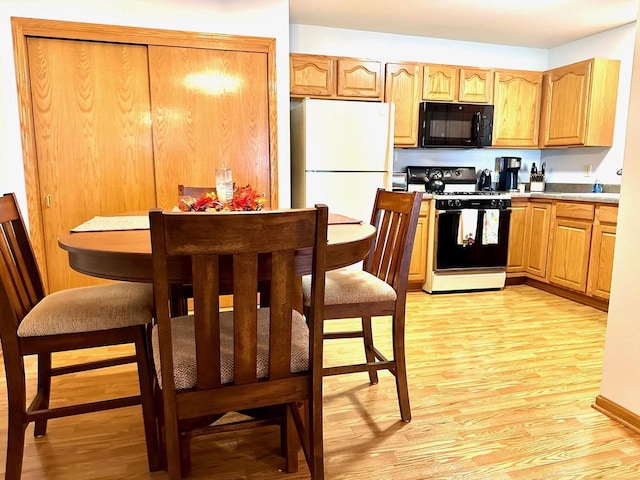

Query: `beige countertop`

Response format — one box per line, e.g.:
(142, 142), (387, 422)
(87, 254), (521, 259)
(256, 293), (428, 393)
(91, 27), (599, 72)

(510, 192), (620, 204)
(418, 192), (620, 204)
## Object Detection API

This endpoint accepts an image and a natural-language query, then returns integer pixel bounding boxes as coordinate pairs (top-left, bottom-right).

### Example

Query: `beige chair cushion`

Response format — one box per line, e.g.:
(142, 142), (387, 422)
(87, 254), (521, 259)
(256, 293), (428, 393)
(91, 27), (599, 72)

(302, 269), (397, 307)
(151, 308), (309, 390)
(17, 283), (153, 337)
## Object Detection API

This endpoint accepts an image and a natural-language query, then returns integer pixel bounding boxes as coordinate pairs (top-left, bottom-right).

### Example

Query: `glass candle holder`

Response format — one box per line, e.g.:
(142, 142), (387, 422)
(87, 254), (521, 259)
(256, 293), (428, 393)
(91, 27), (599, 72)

(215, 168), (233, 203)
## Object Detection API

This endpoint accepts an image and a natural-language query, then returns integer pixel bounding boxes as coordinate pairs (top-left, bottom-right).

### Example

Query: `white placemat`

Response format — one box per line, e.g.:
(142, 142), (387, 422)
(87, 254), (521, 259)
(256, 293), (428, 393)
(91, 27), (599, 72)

(70, 215), (149, 232)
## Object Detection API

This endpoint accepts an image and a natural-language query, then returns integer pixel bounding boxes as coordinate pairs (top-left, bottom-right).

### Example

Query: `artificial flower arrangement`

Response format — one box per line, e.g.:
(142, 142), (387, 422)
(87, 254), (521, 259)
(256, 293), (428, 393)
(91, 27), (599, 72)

(178, 185), (266, 212)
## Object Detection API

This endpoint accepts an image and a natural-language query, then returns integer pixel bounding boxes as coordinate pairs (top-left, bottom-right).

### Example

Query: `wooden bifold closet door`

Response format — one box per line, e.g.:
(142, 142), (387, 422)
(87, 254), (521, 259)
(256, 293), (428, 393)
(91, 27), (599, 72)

(28, 37), (156, 291)
(149, 46), (270, 210)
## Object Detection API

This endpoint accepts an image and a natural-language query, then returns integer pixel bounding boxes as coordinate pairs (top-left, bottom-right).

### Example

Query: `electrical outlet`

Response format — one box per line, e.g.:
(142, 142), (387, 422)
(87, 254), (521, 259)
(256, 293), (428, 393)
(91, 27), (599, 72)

(584, 164), (592, 177)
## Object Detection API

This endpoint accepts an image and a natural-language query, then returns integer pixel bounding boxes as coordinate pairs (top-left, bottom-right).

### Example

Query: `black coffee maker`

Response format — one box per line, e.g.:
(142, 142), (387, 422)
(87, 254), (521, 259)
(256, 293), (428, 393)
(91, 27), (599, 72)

(497, 156), (522, 191)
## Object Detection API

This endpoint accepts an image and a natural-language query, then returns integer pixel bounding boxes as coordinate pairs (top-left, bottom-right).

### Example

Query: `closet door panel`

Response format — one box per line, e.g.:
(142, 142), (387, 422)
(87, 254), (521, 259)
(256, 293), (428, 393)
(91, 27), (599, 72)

(149, 46), (270, 209)
(27, 37), (155, 292)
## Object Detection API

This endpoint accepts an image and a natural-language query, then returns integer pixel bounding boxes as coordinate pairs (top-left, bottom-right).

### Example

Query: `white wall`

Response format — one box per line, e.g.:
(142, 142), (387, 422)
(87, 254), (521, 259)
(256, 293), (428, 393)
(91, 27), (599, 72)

(290, 24), (548, 184)
(0, 0), (292, 221)
(543, 23), (636, 187)
(600, 11), (640, 413)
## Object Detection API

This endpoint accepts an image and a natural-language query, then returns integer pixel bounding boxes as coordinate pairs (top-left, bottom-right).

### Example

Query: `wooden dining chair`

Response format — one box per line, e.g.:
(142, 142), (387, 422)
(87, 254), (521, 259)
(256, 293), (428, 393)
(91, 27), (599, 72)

(0, 193), (160, 479)
(149, 206), (328, 480)
(302, 189), (422, 422)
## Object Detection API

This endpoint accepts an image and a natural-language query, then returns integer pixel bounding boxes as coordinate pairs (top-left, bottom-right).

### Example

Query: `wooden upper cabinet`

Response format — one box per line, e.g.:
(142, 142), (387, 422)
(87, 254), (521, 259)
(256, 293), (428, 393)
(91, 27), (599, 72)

(539, 58), (620, 147)
(336, 58), (382, 99)
(459, 67), (493, 104)
(384, 62), (422, 146)
(492, 70), (543, 148)
(422, 64), (458, 101)
(290, 54), (382, 100)
(290, 54), (333, 97)
(422, 64), (492, 104)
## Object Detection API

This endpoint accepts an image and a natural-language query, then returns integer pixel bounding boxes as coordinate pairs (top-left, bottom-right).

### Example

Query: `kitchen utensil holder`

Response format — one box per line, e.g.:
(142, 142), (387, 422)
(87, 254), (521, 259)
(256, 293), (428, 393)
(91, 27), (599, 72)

(529, 173), (545, 192)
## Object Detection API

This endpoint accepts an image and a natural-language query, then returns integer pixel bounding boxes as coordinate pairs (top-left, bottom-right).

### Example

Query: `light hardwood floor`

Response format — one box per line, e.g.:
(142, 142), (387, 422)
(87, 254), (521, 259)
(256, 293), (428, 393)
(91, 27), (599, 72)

(2, 285), (640, 479)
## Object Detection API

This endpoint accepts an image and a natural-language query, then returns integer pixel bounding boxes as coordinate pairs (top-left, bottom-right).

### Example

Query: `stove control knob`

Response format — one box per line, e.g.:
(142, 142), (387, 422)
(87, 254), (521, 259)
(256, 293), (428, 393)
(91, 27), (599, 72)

(490, 199), (497, 208)
(454, 199), (462, 208)
(447, 199), (455, 207)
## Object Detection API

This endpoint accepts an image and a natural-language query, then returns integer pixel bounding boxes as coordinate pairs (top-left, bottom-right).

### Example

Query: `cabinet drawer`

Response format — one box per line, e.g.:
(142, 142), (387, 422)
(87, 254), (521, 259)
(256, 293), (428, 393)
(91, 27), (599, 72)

(597, 205), (618, 225)
(555, 202), (595, 221)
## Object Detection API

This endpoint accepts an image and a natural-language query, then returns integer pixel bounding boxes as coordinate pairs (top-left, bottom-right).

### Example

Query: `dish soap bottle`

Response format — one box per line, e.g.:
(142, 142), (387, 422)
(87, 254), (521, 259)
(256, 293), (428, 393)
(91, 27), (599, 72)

(592, 179), (603, 193)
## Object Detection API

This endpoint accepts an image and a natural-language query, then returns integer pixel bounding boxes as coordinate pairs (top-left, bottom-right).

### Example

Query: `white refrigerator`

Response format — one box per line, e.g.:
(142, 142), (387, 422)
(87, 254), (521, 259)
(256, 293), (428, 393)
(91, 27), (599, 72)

(290, 98), (395, 222)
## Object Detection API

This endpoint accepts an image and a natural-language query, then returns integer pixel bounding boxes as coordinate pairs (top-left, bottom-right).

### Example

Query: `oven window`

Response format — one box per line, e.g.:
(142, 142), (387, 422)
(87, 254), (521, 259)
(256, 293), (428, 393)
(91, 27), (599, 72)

(435, 210), (511, 270)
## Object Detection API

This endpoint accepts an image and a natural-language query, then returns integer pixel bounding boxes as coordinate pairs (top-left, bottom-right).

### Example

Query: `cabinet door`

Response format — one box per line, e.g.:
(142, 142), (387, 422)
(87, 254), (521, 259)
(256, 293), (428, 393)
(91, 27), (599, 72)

(459, 67), (493, 104)
(384, 63), (421, 146)
(587, 223), (617, 300)
(28, 38), (156, 292)
(337, 59), (382, 99)
(149, 46), (270, 210)
(422, 64), (458, 101)
(492, 70), (543, 147)
(525, 202), (551, 279)
(290, 54), (334, 97)
(548, 218), (593, 292)
(541, 61), (591, 146)
(408, 201), (430, 283)
(506, 201), (529, 273)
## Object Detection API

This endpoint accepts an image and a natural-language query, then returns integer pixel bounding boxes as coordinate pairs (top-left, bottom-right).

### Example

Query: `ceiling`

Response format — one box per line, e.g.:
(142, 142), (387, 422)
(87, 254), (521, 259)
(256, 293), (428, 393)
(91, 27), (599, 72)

(289, 0), (639, 49)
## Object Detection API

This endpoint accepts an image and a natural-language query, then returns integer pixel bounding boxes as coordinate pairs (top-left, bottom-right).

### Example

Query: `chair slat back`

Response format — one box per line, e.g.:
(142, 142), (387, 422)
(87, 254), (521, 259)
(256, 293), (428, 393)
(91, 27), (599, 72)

(0, 193), (45, 327)
(150, 207), (328, 394)
(366, 190), (422, 291)
(177, 185), (216, 198)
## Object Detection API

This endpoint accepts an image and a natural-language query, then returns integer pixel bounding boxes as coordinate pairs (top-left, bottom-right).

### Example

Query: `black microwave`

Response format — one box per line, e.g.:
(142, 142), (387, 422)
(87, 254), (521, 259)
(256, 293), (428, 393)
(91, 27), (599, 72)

(418, 102), (494, 148)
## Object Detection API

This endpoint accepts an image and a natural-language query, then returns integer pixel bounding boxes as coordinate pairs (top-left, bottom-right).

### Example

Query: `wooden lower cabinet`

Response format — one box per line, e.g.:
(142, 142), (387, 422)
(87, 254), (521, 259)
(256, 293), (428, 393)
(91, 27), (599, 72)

(408, 200), (430, 284)
(587, 205), (618, 300)
(525, 201), (552, 279)
(506, 200), (529, 273)
(548, 202), (595, 293)
(548, 218), (593, 292)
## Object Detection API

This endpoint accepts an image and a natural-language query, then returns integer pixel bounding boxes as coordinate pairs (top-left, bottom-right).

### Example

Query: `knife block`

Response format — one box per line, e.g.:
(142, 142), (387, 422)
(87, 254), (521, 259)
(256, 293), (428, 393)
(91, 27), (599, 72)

(529, 173), (545, 192)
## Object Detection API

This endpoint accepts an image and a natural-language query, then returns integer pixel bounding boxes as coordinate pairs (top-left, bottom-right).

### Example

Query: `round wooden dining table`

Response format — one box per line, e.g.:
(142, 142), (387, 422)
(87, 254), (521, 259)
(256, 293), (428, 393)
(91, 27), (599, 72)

(58, 217), (376, 284)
